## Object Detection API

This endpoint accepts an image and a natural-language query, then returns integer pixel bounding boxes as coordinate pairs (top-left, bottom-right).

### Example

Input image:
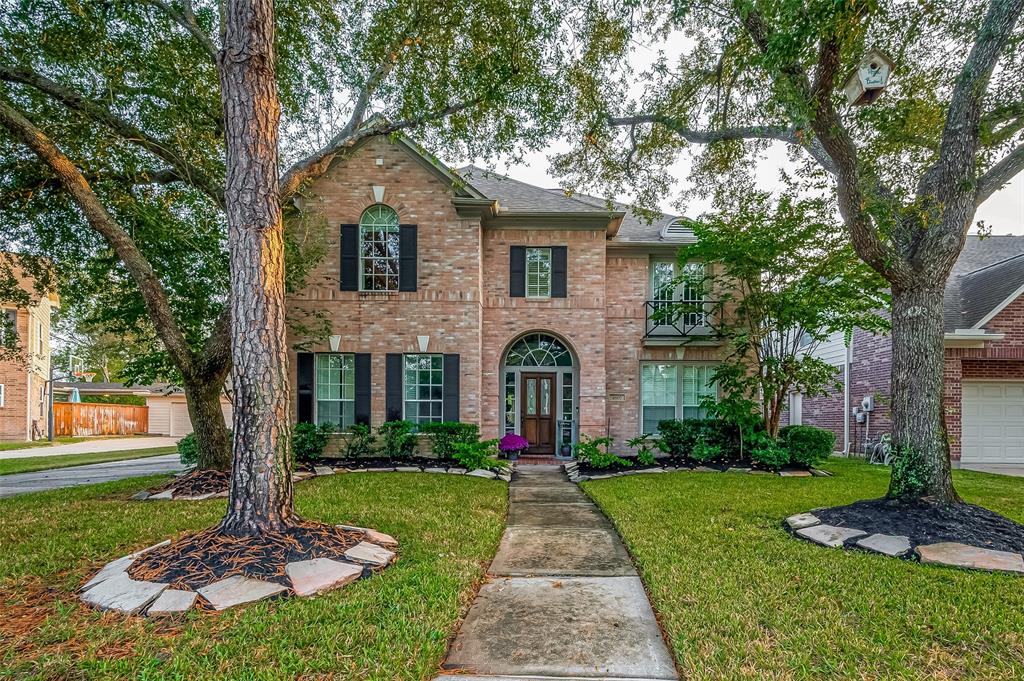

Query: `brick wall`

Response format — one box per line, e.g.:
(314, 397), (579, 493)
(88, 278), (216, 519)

(1, 264), (53, 442)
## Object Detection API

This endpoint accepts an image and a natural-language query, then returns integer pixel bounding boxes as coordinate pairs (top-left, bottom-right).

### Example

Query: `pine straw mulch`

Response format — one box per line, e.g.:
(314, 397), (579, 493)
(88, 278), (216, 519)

(126, 521), (370, 592)
(149, 469), (231, 497)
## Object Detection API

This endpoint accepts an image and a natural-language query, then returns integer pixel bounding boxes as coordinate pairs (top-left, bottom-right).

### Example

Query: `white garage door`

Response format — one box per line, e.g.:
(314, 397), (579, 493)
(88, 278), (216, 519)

(962, 381), (1024, 464)
(170, 401), (193, 437)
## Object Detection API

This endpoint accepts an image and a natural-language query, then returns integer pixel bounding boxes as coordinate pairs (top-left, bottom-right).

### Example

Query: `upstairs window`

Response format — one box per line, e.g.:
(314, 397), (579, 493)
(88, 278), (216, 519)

(359, 204), (400, 292)
(525, 247), (552, 298)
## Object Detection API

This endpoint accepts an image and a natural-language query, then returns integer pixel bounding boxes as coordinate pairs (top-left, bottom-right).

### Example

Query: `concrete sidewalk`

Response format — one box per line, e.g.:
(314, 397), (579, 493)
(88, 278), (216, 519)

(435, 465), (677, 681)
(0, 454), (183, 498)
(0, 436), (178, 460)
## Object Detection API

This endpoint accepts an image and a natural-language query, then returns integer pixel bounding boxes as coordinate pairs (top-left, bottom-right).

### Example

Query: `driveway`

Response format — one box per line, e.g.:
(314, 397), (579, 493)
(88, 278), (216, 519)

(960, 464), (1024, 478)
(0, 454), (183, 498)
(0, 436), (179, 460)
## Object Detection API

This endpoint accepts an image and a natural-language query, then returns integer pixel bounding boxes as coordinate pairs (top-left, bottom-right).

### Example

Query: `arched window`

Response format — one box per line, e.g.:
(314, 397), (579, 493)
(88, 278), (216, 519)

(504, 333), (573, 367)
(359, 204), (400, 291)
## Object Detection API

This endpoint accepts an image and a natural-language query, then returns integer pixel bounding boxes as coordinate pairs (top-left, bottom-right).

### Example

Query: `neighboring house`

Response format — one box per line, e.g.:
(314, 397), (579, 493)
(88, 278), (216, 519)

(0, 256), (57, 442)
(286, 136), (722, 457)
(799, 235), (1024, 468)
(54, 381), (233, 438)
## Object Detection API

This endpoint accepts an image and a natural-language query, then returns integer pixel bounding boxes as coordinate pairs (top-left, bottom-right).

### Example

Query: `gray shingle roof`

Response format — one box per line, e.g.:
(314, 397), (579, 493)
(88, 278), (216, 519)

(943, 235), (1024, 331)
(558, 191), (689, 243)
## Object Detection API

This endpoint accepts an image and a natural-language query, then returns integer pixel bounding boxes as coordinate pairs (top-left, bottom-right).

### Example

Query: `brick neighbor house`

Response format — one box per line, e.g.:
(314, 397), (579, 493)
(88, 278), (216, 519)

(798, 235), (1024, 469)
(1, 255), (57, 442)
(287, 136), (723, 458)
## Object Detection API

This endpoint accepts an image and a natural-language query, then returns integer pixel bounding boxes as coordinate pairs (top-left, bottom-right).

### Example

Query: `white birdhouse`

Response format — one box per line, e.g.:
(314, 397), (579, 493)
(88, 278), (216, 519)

(843, 48), (894, 106)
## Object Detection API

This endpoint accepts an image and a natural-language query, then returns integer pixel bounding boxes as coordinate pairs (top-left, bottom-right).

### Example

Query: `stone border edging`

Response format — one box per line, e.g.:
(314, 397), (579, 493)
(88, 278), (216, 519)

(786, 512), (1024, 575)
(562, 461), (830, 483)
(79, 525), (400, 616)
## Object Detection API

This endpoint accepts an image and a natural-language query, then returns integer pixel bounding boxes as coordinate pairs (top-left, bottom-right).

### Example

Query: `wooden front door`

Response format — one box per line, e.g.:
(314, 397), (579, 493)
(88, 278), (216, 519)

(521, 373), (555, 455)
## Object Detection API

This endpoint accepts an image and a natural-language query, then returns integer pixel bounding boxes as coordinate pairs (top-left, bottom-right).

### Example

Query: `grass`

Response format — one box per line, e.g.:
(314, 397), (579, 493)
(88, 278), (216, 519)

(583, 458), (1024, 681)
(0, 472), (507, 680)
(0, 447), (178, 476)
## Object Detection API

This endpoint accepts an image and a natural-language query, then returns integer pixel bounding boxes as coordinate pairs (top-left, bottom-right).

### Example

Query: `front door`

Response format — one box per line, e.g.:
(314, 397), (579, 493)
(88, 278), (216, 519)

(521, 372), (555, 455)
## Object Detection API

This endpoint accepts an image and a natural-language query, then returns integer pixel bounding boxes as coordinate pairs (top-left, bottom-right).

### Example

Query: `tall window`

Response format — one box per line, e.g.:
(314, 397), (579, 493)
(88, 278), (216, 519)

(649, 261), (706, 327)
(404, 354), (443, 425)
(525, 247), (552, 298)
(359, 204), (400, 291)
(641, 363), (717, 434)
(316, 353), (355, 429)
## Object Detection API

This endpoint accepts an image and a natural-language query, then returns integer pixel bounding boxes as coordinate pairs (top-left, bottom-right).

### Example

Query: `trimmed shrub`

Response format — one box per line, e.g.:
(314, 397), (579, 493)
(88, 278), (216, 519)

(177, 433), (199, 466)
(626, 433), (660, 466)
(574, 435), (631, 469)
(420, 421), (479, 460)
(341, 423), (376, 459)
(691, 440), (722, 461)
(780, 425), (835, 467)
(658, 418), (741, 460)
(452, 439), (508, 472)
(750, 435), (789, 469)
(377, 420), (417, 460)
(293, 422), (334, 462)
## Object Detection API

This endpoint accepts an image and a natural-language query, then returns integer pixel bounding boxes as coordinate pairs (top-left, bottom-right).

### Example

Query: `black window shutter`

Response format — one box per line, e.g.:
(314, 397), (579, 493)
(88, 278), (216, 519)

(443, 354), (460, 422)
(509, 246), (526, 297)
(551, 246), (567, 298)
(385, 353), (403, 421)
(354, 353), (371, 426)
(296, 352), (314, 423)
(339, 224), (359, 291)
(398, 224), (417, 292)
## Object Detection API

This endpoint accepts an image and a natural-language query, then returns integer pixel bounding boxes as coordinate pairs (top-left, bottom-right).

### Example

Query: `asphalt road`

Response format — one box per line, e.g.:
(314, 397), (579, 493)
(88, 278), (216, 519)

(0, 454), (184, 498)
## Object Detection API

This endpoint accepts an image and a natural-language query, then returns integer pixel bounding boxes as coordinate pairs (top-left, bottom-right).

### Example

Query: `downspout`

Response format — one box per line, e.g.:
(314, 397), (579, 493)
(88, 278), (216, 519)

(843, 335), (853, 455)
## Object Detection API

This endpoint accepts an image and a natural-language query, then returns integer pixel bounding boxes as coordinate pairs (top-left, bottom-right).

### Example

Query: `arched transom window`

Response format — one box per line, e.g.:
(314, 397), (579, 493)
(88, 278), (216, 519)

(359, 204), (400, 291)
(504, 333), (573, 367)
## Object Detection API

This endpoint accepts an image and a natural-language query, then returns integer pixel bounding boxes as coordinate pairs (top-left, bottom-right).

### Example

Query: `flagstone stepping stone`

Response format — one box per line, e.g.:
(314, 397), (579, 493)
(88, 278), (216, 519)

(856, 533), (912, 557)
(498, 473), (512, 482)
(448, 467), (467, 474)
(810, 468), (833, 477)
(468, 469), (498, 479)
(779, 470), (812, 477)
(365, 466), (396, 473)
(285, 558), (363, 596)
(424, 467), (447, 473)
(149, 490), (174, 500)
(726, 467), (752, 473)
(795, 524), (867, 548)
(82, 555), (135, 592)
(177, 492), (216, 501)
(197, 575), (288, 611)
(916, 542), (1024, 574)
(344, 541), (396, 567)
(131, 539), (172, 558)
(313, 465), (334, 476)
(337, 525), (399, 547)
(785, 512), (821, 530)
(147, 588), (198, 615)
(694, 466), (719, 473)
(81, 572), (168, 614)
(131, 490), (151, 501)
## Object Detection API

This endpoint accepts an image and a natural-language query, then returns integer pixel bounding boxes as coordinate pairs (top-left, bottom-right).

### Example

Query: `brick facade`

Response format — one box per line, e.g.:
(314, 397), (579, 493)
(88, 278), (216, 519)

(1, 263), (54, 442)
(286, 137), (723, 456)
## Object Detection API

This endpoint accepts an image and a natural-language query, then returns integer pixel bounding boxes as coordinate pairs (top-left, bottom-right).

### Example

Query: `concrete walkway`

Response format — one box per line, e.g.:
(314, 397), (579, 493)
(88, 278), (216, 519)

(0, 454), (183, 498)
(0, 436), (178, 460)
(436, 465), (677, 681)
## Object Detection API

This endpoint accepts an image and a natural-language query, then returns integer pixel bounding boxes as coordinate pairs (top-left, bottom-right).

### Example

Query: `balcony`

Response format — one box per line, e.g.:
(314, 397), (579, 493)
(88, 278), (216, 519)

(643, 299), (715, 343)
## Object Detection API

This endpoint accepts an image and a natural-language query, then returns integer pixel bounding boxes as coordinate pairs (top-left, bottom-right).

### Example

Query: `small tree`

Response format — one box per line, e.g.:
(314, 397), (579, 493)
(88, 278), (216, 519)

(677, 192), (888, 439)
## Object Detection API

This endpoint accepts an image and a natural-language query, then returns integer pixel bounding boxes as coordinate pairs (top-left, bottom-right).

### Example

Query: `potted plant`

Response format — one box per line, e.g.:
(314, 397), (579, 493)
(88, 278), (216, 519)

(499, 433), (529, 461)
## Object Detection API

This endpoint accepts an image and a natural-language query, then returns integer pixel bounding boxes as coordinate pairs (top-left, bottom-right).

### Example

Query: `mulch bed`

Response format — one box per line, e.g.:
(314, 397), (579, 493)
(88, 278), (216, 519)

(573, 457), (806, 477)
(304, 456), (461, 470)
(127, 521), (368, 591)
(149, 469), (231, 497)
(813, 498), (1024, 554)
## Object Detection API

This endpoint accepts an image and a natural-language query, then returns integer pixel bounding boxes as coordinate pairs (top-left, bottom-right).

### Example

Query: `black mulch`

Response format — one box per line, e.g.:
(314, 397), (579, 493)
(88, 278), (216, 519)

(302, 456), (461, 470)
(573, 456), (803, 477)
(127, 521), (371, 591)
(150, 469), (231, 497)
(811, 498), (1024, 555)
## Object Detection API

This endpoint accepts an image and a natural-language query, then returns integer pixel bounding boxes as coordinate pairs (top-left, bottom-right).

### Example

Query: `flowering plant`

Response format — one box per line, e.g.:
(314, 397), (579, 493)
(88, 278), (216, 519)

(498, 433), (529, 455)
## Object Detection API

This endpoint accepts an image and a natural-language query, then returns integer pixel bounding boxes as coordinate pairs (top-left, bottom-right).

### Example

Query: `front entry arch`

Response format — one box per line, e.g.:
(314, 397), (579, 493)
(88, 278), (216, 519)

(501, 333), (577, 458)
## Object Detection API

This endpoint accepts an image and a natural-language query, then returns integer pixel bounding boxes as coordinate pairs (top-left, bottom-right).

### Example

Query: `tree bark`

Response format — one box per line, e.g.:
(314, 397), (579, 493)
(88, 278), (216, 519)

(217, 0), (294, 536)
(182, 375), (233, 471)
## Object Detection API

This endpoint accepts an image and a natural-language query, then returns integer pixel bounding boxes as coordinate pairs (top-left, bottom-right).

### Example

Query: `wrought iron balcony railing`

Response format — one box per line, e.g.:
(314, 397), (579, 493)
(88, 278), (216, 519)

(644, 299), (713, 338)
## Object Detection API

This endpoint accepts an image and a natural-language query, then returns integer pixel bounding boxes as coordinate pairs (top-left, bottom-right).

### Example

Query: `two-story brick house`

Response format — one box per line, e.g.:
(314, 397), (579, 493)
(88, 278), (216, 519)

(1, 254), (56, 442)
(287, 136), (721, 458)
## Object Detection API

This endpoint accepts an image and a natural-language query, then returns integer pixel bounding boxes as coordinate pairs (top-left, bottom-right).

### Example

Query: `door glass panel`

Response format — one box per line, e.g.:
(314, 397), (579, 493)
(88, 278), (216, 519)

(540, 378), (551, 415)
(526, 378), (537, 415)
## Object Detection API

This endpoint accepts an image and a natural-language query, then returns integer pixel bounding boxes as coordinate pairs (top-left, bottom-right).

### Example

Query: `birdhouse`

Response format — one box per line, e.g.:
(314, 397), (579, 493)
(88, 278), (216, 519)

(842, 48), (894, 106)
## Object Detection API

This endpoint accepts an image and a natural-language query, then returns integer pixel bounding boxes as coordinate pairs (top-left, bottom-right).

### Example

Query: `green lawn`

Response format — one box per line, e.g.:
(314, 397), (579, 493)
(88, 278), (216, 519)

(0, 447), (178, 476)
(0, 472), (507, 680)
(583, 459), (1024, 681)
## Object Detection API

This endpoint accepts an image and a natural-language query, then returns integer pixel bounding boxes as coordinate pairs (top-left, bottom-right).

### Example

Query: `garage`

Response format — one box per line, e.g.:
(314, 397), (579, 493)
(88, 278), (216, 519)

(170, 400), (192, 437)
(961, 381), (1024, 464)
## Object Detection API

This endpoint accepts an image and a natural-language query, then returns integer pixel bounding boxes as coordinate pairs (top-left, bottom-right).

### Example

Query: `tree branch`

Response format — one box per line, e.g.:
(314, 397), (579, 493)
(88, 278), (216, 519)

(0, 64), (224, 206)
(976, 141), (1024, 206)
(0, 96), (196, 373)
(141, 0), (218, 63)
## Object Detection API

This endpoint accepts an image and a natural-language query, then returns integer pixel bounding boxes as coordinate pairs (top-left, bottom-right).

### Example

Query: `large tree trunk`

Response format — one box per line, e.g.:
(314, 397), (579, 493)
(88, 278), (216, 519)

(181, 375), (232, 471)
(886, 280), (960, 503)
(217, 0), (294, 536)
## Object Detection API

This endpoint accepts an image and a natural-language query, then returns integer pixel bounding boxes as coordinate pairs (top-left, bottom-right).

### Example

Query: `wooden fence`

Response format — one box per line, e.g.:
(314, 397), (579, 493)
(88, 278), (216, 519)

(54, 403), (149, 437)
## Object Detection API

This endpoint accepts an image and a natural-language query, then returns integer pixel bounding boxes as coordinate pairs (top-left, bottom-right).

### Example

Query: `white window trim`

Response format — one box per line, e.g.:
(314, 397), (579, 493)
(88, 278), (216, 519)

(639, 362), (718, 435)
(525, 247), (552, 299)
(358, 204), (400, 293)
(0, 383), (5, 408)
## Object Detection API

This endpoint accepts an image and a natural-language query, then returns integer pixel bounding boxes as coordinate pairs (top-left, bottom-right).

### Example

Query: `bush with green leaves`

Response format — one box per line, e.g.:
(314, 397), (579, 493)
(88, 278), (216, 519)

(377, 420), (418, 460)
(626, 433), (660, 466)
(452, 439), (509, 472)
(750, 435), (789, 469)
(574, 434), (631, 469)
(658, 418), (739, 460)
(293, 422), (335, 463)
(779, 425), (835, 468)
(420, 421), (479, 460)
(691, 440), (723, 462)
(341, 423), (376, 459)
(177, 432), (199, 466)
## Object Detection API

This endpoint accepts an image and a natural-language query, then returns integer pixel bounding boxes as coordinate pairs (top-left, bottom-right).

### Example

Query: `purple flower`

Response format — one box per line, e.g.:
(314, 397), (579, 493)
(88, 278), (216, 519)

(499, 433), (529, 452)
